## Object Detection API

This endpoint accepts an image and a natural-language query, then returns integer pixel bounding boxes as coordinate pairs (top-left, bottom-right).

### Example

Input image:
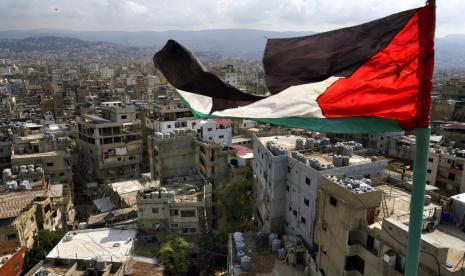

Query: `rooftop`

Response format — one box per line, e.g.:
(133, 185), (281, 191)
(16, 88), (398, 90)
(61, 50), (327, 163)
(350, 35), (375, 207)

(0, 190), (45, 219)
(109, 179), (145, 195)
(46, 227), (137, 263)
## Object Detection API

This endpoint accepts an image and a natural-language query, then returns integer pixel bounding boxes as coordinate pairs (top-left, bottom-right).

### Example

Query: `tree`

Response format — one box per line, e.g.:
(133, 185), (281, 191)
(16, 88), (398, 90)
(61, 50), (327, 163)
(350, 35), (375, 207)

(24, 229), (66, 271)
(216, 178), (253, 223)
(153, 232), (189, 276)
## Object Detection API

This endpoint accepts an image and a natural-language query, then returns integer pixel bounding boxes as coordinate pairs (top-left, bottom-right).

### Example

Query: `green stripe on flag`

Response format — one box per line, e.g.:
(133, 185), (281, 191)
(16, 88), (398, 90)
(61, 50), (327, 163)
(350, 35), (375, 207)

(179, 94), (402, 134)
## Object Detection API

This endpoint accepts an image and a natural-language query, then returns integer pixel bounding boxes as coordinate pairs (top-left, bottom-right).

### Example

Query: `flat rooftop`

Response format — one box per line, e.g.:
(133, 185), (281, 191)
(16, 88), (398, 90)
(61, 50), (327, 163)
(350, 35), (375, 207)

(375, 184), (440, 223)
(12, 150), (67, 159)
(109, 180), (145, 195)
(304, 152), (371, 166)
(259, 135), (300, 151)
(46, 227), (137, 263)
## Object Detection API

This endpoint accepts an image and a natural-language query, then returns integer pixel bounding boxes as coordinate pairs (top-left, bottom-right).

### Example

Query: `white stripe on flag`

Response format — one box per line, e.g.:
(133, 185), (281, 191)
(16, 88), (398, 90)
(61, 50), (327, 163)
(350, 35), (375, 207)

(177, 76), (340, 118)
(214, 76), (341, 118)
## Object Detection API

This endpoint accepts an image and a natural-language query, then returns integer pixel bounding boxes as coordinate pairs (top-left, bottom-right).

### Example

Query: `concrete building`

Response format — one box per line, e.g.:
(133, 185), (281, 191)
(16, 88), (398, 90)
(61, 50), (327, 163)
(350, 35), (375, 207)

(137, 174), (212, 235)
(427, 147), (465, 195)
(367, 131), (405, 155)
(253, 135), (388, 248)
(46, 227), (137, 263)
(0, 185), (65, 254)
(314, 175), (464, 276)
(77, 101), (142, 183)
(0, 246), (25, 276)
(440, 122), (465, 148)
(149, 129), (235, 186)
(8, 122), (74, 185)
(149, 129), (198, 181)
(200, 119), (233, 145)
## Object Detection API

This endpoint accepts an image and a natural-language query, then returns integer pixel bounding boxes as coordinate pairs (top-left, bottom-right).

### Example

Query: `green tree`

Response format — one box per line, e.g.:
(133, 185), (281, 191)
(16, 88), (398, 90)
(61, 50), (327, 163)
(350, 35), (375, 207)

(153, 233), (189, 275)
(216, 178), (253, 222)
(25, 229), (66, 271)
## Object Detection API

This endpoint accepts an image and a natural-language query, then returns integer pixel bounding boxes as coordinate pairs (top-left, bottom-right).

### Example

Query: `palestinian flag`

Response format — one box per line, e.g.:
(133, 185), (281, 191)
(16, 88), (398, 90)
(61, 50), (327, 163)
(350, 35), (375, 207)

(153, 6), (435, 134)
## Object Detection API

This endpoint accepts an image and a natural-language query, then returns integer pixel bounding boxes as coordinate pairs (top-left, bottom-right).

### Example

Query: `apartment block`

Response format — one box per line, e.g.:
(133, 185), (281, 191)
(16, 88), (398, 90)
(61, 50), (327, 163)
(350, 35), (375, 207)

(314, 175), (464, 276)
(77, 101), (142, 183)
(253, 135), (388, 248)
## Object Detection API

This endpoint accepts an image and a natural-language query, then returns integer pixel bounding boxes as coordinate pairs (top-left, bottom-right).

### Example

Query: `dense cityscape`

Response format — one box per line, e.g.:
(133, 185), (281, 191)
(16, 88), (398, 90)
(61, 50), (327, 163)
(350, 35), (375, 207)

(0, 2), (465, 276)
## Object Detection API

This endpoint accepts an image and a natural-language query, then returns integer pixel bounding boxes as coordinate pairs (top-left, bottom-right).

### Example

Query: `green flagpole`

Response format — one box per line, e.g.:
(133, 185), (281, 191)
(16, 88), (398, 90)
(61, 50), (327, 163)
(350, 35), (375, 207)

(404, 127), (431, 276)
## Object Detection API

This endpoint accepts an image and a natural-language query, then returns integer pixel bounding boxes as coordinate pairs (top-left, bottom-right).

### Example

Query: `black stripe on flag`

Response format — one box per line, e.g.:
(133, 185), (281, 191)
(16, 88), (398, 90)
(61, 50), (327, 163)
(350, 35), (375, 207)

(264, 8), (417, 94)
(154, 40), (265, 113)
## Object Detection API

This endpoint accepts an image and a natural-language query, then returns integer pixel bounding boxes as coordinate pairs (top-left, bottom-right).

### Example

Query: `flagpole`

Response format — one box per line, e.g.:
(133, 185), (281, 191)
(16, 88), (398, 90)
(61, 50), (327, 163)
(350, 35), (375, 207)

(404, 127), (431, 276)
(403, 0), (435, 273)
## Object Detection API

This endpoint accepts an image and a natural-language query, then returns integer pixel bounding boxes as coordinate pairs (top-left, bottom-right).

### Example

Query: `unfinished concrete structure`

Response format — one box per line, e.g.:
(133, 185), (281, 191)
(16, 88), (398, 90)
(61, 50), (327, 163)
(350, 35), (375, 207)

(253, 135), (388, 248)
(77, 101), (142, 183)
(314, 175), (464, 276)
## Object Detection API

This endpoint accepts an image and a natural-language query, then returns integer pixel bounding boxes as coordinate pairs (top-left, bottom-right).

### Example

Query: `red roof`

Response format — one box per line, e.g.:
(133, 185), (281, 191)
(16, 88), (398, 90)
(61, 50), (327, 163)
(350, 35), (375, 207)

(231, 144), (253, 157)
(214, 118), (233, 126)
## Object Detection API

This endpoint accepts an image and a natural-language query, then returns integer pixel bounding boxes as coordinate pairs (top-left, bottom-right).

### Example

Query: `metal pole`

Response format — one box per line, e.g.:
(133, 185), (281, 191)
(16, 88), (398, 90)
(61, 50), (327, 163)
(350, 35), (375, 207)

(404, 127), (431, 276)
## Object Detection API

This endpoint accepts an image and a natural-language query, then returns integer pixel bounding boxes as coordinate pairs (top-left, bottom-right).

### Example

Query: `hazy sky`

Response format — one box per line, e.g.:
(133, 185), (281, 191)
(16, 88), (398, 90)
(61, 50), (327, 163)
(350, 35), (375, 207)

(0, 0), (462, 37)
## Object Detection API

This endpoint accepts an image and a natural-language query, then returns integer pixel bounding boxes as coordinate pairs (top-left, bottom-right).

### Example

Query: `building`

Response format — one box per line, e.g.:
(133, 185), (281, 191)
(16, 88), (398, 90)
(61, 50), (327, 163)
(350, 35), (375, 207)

(200, 119), (233, 145)
(367, 131), (405, 155)
(9, 122), (74, 185)
(0, 182), (65, 254)
(149, 129), (235, 185)
(137, 174), (212, 235)
(0, 246), (26, 276)
(427, 147), (465, 195)
(46, 227), (137, 263)
(440, 122), (465, 148)
(314, 174), (464, 276)
(149, 129), (198, 181)
(253, 135), (388, 248)
(77, 101), (142, 183)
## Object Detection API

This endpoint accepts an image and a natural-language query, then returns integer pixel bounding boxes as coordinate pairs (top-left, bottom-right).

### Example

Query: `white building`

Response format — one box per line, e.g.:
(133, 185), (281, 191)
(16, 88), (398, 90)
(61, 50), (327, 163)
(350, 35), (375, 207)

(253, 135), (388, 248)
(225, 72), (238, 88)
(100, 66), (114, 79)
(46, 227), (137, 263)
(200, 119), (232, 145)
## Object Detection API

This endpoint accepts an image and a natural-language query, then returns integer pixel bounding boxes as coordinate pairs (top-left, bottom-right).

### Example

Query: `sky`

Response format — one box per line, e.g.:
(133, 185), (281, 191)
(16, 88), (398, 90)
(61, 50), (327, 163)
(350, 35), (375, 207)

(0, 0), (462, 37)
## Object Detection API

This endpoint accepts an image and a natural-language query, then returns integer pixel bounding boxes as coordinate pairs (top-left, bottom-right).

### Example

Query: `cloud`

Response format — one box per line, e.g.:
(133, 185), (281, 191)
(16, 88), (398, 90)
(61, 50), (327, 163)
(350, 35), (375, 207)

(125, 1), (149, 15)
(0, 0), (462, 36)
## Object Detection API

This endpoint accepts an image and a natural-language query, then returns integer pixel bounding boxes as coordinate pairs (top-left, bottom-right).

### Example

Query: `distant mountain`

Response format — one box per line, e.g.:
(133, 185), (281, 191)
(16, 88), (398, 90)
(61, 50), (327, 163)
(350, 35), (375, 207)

(0, 29), (465, 65)
(0, 36), (118, 52)
(435, 34), (465, 67)
(0, 29), (313, 59)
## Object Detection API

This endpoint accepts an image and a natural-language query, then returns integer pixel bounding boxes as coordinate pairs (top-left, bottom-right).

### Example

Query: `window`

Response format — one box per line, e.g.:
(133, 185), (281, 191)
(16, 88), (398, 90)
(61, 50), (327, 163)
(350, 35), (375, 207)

(305, 177), (310, 185)
(7, 234), (17, 240)
(301, 217), (307, 224)
(170, 209), (179, 216)
(152, 208), (159, 213)
(330, 196), (337, 207)
(59, 172), (65, 176)
(167, 124), (171, 129)
(46, 162), (54, 167)
(427, 169), (432, 174)
(129, 156), (135, 160)
(286, 185), (289, 191)
(171, 223), (178, 228)
(181, 210), (196, 217)
(207, 128), (212, 131)
(209, 137), (213, 140)
(293, 210), (297, 217)
(288, 166), (291, 173)
(304, 198), (309, 206)
(121, 115), (127, 119)
(219, 135), (224, 139)
(192, 122), (196, 126)
(428, 158), (433, 162)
